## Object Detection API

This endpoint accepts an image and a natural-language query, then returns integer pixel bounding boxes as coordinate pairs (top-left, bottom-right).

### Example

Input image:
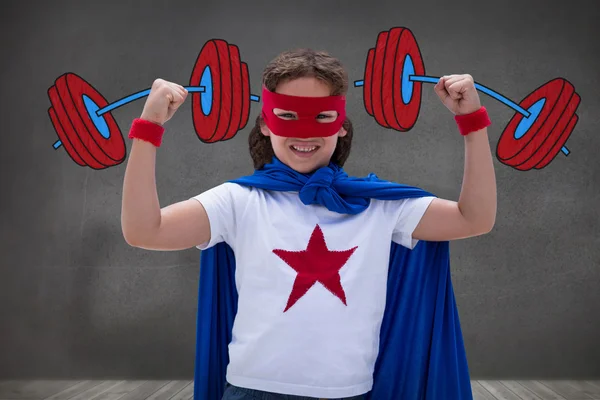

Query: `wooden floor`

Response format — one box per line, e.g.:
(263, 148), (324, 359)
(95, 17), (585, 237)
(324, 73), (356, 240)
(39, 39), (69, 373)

(0, 380), (599, 399)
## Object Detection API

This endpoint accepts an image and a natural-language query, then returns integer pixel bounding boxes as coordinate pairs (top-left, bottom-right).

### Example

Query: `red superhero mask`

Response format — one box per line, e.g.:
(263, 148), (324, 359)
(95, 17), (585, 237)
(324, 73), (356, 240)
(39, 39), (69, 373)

(261, 86), (346, 138)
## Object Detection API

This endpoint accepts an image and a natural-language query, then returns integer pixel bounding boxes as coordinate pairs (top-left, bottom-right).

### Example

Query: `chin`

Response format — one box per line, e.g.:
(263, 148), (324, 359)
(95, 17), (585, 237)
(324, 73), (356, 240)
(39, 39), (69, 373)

(293, 163), (319, 174)
(283, 151), (327, 173)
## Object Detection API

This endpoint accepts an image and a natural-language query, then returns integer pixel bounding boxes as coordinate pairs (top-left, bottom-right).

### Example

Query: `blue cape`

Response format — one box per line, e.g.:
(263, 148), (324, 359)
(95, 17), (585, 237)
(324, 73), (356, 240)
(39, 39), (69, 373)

(193, 157), (473, 399)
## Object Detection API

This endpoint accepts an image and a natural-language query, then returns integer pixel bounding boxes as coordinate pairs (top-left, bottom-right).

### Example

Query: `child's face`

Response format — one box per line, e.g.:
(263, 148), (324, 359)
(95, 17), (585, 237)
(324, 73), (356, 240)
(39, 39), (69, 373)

(260, 77), (348, 174)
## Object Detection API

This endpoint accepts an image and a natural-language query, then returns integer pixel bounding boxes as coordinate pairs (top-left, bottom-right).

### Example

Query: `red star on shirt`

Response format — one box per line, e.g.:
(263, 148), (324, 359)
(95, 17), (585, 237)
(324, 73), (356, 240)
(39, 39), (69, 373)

(273, 224), (358, 312)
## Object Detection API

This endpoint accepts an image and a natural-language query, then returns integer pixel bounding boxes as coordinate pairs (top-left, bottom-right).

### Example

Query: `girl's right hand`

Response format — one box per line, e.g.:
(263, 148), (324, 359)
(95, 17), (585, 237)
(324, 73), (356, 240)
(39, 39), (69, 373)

(140, 79), (188, 126)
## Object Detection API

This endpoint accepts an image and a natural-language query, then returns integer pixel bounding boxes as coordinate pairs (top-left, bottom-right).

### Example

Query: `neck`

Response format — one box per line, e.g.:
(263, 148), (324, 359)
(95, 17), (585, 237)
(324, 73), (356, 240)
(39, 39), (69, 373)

(266, 156), (339, 176)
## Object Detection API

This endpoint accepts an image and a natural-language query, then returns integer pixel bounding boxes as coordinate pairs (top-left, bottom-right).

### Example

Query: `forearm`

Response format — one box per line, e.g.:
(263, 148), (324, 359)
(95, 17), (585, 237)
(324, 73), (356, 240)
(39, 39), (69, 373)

(457, 127), (497, 231)
(121, 138), (162, 244)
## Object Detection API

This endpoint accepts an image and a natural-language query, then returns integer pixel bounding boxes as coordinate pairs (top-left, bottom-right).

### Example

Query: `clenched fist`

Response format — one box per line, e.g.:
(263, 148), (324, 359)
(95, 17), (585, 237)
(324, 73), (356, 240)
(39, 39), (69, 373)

(140, 79), (188, 126)
(434, 74), (481, 116)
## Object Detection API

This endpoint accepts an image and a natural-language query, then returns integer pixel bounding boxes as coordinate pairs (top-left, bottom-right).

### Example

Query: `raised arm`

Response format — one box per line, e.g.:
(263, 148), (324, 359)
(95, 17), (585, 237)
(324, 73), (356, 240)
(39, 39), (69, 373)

(120, 79), (211, 251)
(413, 74), (497, 241)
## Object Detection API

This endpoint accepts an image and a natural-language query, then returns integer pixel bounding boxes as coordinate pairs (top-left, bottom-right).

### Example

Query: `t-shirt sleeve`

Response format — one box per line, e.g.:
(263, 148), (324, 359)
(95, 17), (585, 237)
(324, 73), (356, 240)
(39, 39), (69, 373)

(190, 182), (238, 250)
(391, 196), (436, 249)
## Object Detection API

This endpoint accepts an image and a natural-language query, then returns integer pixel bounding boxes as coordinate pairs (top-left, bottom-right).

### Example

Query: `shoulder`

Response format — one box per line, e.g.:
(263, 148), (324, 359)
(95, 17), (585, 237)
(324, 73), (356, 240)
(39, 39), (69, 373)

(193, 182), (252, 199)
(370, 196), (436, 249)
(189, 182), (254, 211)
(371, 195), (436, 214)
(372, 196), (437, 230)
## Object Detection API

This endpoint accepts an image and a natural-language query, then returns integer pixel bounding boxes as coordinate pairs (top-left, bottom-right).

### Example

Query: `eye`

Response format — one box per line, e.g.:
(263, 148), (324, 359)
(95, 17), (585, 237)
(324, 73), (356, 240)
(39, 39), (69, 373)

(277, 112), (297, 120)
(274, 108), (298, 120)
(316, 111), (338, 123)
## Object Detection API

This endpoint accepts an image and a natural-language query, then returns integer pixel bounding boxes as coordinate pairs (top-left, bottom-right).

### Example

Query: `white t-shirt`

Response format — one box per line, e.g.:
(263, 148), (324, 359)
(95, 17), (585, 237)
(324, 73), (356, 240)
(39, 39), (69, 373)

(192, 182), (435, 398)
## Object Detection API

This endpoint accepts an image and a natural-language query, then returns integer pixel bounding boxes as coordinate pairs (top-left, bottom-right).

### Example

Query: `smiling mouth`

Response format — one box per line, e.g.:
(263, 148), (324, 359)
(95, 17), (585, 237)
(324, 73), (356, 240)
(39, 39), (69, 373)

(290, 145), (320, 154)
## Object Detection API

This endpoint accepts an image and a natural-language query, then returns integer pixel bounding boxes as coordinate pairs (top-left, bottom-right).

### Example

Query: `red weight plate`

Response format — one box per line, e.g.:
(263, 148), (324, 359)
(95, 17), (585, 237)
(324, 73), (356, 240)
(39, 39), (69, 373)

(534, 113), (578, 169)
(190, 40), (233, 143)
(392, 28), (425, 131)
(516, 90), (580, 170)
(210, 41), (233, 142)
(239, 62), (250, 129)
(381, 27), (403, 130)
(497, 78), (570, 166)
(190, 40), (222, 142)
(533, 90), (580, 169)
(48, 106), (85, 166)
(56, 73), (125, 166)
(65, 73), (125, 165)
(48, 83), (105, 169)
(509, 79), (574, 168)
(221, 43), (243, 141)
(371, 31), (389, 128)
(363, 48), (375, 116)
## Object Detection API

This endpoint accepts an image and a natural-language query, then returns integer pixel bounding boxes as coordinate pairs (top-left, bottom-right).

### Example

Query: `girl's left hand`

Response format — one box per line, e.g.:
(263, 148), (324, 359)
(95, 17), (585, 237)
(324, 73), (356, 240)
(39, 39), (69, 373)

(434, 74), (482, 116)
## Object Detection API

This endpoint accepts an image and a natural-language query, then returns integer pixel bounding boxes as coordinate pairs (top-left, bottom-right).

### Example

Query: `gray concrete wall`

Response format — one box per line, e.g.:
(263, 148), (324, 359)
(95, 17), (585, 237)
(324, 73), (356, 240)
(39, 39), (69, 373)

(1, 0), (598, 379)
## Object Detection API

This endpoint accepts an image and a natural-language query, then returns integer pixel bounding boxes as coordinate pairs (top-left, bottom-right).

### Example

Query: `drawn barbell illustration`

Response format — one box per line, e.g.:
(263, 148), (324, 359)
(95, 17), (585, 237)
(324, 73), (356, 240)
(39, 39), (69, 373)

(47, 27), (580, 171)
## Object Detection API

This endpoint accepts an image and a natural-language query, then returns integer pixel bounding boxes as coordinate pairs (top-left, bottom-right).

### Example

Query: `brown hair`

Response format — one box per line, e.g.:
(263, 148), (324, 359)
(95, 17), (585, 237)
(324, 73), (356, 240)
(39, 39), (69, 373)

(248, 48), (353, 170)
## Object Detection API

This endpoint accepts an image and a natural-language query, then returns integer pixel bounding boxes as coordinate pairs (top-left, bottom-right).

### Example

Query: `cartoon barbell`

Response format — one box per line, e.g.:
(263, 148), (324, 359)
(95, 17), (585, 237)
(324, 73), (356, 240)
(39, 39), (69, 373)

(354, 27), (580, 171)
(47, 27), (580, 171)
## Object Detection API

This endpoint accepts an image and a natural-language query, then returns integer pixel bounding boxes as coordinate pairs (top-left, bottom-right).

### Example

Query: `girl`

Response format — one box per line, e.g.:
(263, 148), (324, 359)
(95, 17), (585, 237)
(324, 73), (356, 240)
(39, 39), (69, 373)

(121, 48), (496, 400)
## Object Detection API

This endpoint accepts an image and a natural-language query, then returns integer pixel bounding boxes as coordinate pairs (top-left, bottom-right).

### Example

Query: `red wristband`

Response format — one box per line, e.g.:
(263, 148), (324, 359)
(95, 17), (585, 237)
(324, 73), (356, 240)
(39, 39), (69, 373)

(128, 118), (165, 147)
(454, 106), (491, 136)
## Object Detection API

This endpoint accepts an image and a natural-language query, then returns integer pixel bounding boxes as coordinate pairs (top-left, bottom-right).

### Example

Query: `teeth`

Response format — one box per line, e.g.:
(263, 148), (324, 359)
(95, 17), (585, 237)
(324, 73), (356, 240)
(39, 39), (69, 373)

(292, 145), (317, 152)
